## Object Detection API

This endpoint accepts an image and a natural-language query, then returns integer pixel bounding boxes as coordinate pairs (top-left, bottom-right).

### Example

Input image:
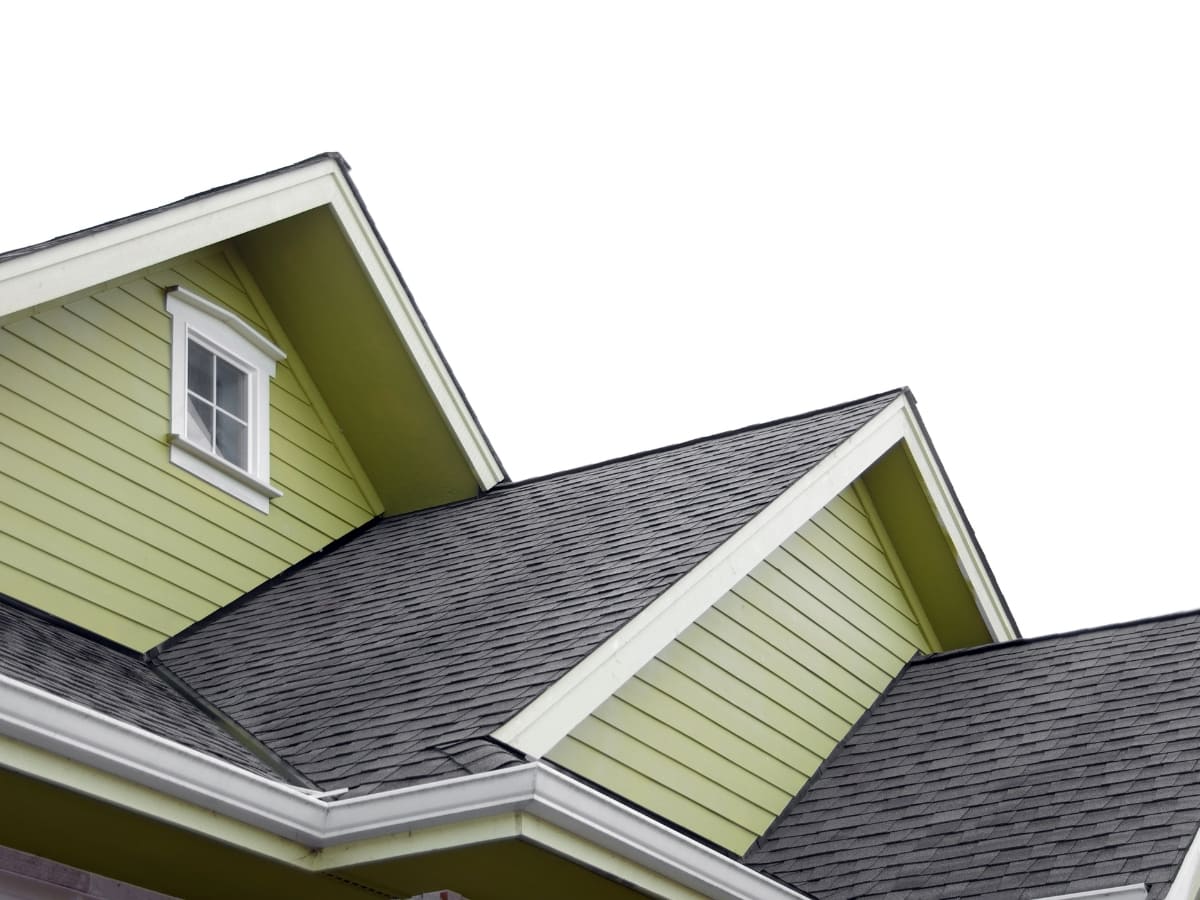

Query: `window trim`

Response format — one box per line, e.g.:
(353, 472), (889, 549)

(164, 285), (285, 512)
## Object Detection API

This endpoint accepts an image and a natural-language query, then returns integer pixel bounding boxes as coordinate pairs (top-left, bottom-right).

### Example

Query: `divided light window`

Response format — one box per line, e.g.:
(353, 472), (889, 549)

(186, 338), (250, 471)
(164, 286), (286, 512)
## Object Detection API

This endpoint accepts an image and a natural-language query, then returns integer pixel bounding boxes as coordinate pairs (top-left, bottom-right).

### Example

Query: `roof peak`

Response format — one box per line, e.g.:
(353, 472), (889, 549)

(0, 153), (346, 265)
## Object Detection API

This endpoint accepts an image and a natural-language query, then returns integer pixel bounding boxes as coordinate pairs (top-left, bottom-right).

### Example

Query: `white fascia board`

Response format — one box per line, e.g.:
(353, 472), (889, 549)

(0, 673), (812, 900)
(0, 160), (504, 491)
(322, 765), (815, 900)
(1164, 820), (1200, 900)
(319, 170), (505, 489)
(1038, 886), (1148, 900)
(494, 394), (1018, 758)
(0, 160), (342, 321)
(523, 765), (814, 900)
(0, 673), (326, 844)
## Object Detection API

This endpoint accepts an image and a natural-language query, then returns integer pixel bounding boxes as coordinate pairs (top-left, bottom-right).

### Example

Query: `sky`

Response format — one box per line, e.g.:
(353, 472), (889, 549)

(3, 2), (1197, 638)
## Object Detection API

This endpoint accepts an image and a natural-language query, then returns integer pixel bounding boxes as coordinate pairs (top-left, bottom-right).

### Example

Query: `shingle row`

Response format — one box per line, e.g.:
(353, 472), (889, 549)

(743, 611), (1200, 900)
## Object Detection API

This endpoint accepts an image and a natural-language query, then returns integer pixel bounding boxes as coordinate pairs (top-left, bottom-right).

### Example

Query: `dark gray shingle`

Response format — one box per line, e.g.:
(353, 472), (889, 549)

(159, 390), (900, 795)
(0, 599), (281, 779)
(743, 611), (1200, 900)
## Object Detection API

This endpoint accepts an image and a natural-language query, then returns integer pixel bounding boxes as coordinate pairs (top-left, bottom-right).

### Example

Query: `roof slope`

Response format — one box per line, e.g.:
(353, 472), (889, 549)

(158, 390), (900, 795)
(743, 611), (1200, 900)
(0, 598), (280, 779)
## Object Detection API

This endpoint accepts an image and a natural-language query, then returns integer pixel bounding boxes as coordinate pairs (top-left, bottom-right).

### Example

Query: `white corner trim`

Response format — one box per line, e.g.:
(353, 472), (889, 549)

(1038, 886), (1148, 900)
(1164, 820), (1200, 900)
(0, 159), (504, 493)
(0, 672), (813, 900)
(493, 394), (1018, 758)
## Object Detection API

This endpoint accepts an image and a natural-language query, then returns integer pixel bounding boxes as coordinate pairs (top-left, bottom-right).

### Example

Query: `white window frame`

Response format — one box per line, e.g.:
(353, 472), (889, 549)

(164, 286), (285, 512)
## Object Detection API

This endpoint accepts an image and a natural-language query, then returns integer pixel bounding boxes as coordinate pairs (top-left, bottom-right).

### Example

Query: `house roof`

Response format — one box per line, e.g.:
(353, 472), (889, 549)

(0, 597), (281, 780)
(742, 610), (1200, 900)
(154, 389), (902, 795)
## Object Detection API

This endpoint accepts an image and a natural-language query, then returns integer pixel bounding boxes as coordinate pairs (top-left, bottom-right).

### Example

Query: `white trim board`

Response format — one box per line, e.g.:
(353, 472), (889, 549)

(494, 393), (1018, 758)
(0, 158), (504, 492)
(1038, 886), (1148, 900)
(0, 672), (813, 900)
(1165, 818), (1200, 900)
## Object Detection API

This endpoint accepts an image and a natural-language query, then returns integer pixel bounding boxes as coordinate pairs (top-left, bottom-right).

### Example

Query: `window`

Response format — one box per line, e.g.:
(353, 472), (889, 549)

(164, 286), (285, 512)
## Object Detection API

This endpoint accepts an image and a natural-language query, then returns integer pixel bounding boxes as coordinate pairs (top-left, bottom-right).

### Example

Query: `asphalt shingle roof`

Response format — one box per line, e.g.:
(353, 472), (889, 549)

(743, 611), (1200, 900)
(0, 599), (281, 780)
(158, 389), (900, 795)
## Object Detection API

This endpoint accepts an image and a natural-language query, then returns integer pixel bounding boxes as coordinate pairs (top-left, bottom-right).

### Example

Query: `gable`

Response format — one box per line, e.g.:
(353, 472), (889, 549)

(546, 479), (938, 853)
(0, 244), (378, 650)
(495, 391), (1016, 763)
(0, 154), (505, 515)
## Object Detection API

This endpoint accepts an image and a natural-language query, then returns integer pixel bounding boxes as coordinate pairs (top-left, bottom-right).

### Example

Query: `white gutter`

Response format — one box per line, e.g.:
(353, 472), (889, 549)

(0, 673), (325, 843)
(0, 673), (813, 900)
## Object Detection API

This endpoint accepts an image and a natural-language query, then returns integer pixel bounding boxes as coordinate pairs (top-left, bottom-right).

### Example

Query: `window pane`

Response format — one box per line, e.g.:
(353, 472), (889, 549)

(187, 340), (214, 401)
(215, 411), (248, 470)
(215, 356), (248, 420)
(187, 395), (214, 448)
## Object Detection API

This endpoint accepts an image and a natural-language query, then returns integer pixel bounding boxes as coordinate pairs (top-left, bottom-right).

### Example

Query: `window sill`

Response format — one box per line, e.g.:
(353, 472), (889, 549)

(168, 434), (282, 513)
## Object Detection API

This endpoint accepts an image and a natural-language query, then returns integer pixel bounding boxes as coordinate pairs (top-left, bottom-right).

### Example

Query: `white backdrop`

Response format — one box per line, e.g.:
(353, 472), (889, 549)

(3, 2), (1197, 637)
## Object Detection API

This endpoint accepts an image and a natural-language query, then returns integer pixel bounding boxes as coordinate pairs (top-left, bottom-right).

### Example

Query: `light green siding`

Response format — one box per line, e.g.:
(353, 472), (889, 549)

(547, 481), (936, 854)
(0, 247), (378, 651)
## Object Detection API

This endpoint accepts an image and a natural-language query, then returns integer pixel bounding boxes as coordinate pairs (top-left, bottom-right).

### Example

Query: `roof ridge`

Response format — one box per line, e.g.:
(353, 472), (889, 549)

(490, 387), (907, 492)
(914, 604), (1200, 665)
(0, 153), (346, 264)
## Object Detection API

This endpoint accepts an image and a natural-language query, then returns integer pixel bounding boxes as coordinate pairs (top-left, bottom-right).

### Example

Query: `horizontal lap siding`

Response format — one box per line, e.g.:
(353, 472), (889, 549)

(0, 248), (376, 651)
(547, 482), (933, 854)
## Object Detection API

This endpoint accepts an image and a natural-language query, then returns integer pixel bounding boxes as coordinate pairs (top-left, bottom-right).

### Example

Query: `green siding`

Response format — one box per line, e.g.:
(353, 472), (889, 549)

(547, 481), (936, 854)
(0, 248), (377, 651)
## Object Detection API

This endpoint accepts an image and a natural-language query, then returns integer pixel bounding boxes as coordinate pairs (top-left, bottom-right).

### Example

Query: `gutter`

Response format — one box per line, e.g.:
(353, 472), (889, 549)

(0, 673), (813, 900)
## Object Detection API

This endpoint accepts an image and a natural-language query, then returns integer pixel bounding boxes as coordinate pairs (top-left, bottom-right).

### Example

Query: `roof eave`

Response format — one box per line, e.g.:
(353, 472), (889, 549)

(0, 671), (812, 900)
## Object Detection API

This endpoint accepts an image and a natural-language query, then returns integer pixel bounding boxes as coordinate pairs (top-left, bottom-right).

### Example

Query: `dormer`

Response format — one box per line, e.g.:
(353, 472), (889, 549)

(0, 154), (505, 651)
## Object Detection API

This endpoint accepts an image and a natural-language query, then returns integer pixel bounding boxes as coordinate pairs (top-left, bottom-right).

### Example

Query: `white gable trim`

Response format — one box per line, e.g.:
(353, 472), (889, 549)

(0, 159), (504, 491)
(493, 393), (1017, 758)
(0, 672), (814, 900)
(1164, 819), (1200, 900)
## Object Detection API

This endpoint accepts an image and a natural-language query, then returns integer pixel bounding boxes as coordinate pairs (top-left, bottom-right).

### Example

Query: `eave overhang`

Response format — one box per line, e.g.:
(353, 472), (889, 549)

(0, 672), (813, 900)
(0, 154), (506, 502)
